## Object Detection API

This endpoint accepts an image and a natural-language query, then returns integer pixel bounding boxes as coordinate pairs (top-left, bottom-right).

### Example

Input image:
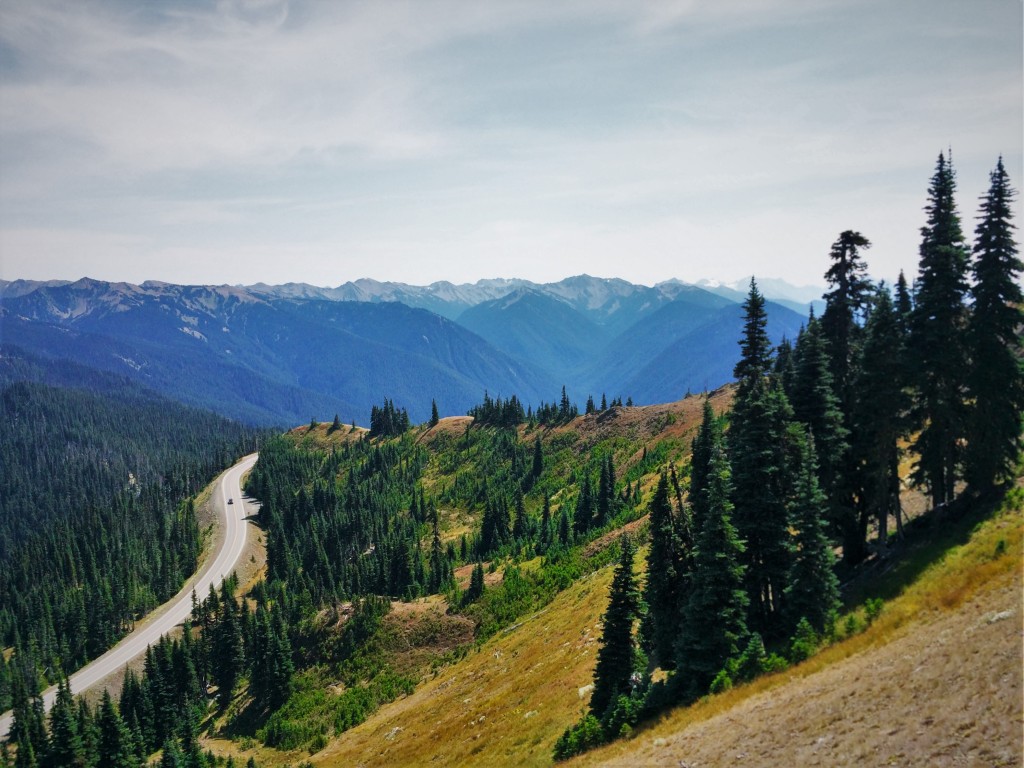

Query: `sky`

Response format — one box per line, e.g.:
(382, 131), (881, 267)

(0, 0), (1021, 289)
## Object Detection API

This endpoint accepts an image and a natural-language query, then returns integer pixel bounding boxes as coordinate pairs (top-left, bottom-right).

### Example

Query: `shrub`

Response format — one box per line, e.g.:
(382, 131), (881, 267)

(864, 597), (884, 624)
(602, 690), (644, 739)
(789, 617), (819, 663)
(709, 668), (733, 694)
(552, 714), (605, 761)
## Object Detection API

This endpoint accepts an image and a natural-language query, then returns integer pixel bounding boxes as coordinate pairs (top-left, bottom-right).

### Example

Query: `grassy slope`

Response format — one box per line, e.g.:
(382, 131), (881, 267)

(308, 487), (1022, 768)
(202, 397), (1021, 767)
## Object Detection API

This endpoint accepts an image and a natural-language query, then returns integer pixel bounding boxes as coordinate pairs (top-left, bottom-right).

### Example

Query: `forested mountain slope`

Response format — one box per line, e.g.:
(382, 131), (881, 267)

(2, 275), (807, 426)
(0, 370), (264, 711)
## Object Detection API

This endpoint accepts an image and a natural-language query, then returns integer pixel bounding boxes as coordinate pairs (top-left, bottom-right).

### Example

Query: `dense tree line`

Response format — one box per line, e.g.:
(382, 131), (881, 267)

(367, 399), (410, 438)
(0, 380), (264, 710)
(5, 576), (277, 767)
(558, 154), (1022, 759)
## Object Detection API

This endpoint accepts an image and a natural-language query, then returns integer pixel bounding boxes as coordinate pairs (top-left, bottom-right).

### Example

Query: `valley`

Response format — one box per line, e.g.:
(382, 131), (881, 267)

(0, 275), (808, 427)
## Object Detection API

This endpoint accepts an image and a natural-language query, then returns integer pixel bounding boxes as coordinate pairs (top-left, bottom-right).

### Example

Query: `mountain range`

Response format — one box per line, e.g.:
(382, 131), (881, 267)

(0, 275), (815, 425)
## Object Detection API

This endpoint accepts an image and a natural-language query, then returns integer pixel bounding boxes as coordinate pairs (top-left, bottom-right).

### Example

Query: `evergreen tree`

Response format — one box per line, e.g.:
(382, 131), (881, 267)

(96, 690), (137, 768)
(909, 151), (971, 507)
(729, 281), (795, 636)
(821, 230), (873, 408)
(596, 456), (616, 527)
(855, 286), (911, 546)
(774, 337), (796, 400)
(512, 489), (529, 542)
(895, 270), (913, 332)
(784, 432), (840, 636)
(789, 315), (852, 558)
(465, 561), (486, 604)
(640, 474), (682, 670)
(965, 158), (1024, 491)
(590, 536), (640, 719)
(676, 440), (748, 696)
(45, 678), (82, 768)
(532, 436), (544, 479)
(212, 602), (244, 709)
(689, 398), (719, 534)
(734, 279), (772, 388)
(429, 509), (449, 592)
(159, 739), (184, 768)
(790, 315), (848, 493)
(573, 476), (594, 536)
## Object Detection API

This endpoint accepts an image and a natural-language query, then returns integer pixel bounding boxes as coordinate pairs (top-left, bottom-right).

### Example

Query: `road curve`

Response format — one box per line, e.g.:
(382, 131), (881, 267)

(0, 452), (260, 740)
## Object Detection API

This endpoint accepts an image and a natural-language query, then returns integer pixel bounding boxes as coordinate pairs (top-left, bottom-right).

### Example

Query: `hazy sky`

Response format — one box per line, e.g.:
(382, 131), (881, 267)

(1, 0), (1021, 288)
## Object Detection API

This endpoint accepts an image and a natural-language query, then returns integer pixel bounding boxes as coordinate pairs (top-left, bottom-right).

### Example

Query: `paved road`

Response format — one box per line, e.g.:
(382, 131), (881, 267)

(0, 452), (260, 740)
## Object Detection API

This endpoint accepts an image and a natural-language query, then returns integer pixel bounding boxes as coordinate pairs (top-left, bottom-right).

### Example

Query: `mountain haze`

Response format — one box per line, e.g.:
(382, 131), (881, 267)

(2, 275), (816, 425)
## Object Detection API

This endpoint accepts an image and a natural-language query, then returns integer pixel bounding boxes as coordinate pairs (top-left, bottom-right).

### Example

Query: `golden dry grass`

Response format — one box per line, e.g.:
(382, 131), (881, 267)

(296, 487), (1023, 768)
(310, 566), (617, 768)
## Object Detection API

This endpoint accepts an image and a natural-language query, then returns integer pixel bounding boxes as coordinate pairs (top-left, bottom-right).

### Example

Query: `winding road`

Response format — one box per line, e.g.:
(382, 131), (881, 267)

(0, 452), (260, 740)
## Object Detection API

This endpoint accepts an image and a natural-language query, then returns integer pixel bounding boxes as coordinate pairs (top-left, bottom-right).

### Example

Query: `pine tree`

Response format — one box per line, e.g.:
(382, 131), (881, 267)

(774, 337), (796, 400)
(909, 151), (971, 507)
(429, 399), (440, 428)
(512, 489), (529, 542)
(965, 157), (1024, 492)
(465, 561), (486, 604)
(734, 279), (772, 389)
(784, 432), (840, 635)
(640, 474), (682, 670)
(855, 286), (911, 545)
(729, 282), (795, 636)
(212, 602), (244, 710)
(821, 230), (873, 408)
(689, 398), (719, 534)
(573, 476), (594, 536)
(590, 536), (640, 719)
(96, 690), (137, 768)
(159, 739), (184, 767)
(45, 678), (83, 768)
(790, 315), (848, 493)
(789, 315), (853, 558)
(895, 270), (913, 332)
(676, 440), (748, 696)
(429, 508), (449, 592)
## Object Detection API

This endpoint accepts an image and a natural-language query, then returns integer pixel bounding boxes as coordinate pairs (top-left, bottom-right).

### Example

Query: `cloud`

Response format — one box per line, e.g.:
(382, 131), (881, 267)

(0, 0), (1020, 286)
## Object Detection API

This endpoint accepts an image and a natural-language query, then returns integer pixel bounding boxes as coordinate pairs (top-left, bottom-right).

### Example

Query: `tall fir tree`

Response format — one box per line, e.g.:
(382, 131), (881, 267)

(212, 601), (244, 710)
(44, 678), (82, 768)
(734, 279), (773, 390)
(821, 230), (873, 409)
(965, 157), (1024, 491)
(689, 397), (720, 535)
(790, 315), (854, 559)
(728, 281), (795, 636)
(676, 440), (748, 696)
(640, 473), (682, 670)
(854, 286), (912, 546)
(790, 315), (849, 493)
(784, 432), (840, 636)
(909, 151), (971, 507)
(96, 690), (137, 768)
(590, 536), (640, 719)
